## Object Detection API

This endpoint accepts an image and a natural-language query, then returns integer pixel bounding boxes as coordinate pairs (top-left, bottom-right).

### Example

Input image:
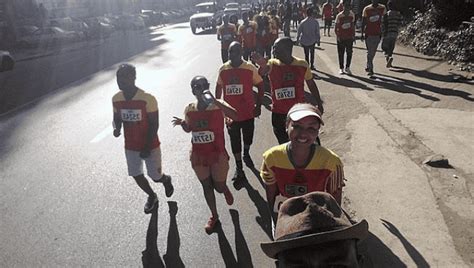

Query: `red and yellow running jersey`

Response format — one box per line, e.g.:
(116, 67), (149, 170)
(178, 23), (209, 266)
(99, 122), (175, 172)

(362, 4), (386, 36)
(238, 21), (257, 49)
(112, 89), (160, 151)
(322, 3), (333, 20)
(184, 102), (226, 159)
(261, 143), (344, 198)
(217, 61), (263, 122)
(336, 2), (344, 14)
(268, 57), (312, 114)
(218, 23), (237, 49)
(269, 16), (281, 43)
(335, 11), (355, 40)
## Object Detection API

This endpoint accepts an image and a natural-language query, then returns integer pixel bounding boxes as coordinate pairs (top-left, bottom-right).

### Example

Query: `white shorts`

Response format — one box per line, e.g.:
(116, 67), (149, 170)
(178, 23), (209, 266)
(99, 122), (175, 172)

(125, 147), (162, 181)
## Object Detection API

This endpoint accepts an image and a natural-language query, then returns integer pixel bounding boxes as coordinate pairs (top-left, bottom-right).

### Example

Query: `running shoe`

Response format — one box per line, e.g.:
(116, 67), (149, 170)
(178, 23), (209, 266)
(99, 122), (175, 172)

(345, 67), (352, 75)
(156, 174), (174, 198)
(232, 169), (247, 190)
(367, 70), (374, 76)
(204, 216), (220, 234)
(387, 57), (393, 68)
(243, 154), (254, 168)
(224, 188), (234, 205)
(144, 193), (158, 214)
(339, 69), (344, 74)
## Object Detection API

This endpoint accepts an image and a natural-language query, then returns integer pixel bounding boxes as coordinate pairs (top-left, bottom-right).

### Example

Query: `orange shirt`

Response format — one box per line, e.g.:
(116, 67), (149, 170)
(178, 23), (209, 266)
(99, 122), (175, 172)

(335, 11), (355, 40)
(267, 57), (312, 114)
(217, 61), (263, 121)
(238, 21), (257, 49)
(112, 89), (160, 151)
(218, 23), (237, 49)
(362, 4), (386, 36)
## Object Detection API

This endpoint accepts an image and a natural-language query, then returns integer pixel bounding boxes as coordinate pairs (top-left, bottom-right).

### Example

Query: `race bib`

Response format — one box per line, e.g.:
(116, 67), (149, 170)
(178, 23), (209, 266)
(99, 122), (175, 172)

(246, 27), (253, 34)
(223, 34), (232, 41)
(192, 131), (215, 144)
(285, 183), (308, 197)
(369, 14), (380, 22)
(342, 22), (352, 29)
(121, 109), (142, 122)
(275, 87), (295, 100)
(225, 84), (243, 95)
(273, 194), (288, 213)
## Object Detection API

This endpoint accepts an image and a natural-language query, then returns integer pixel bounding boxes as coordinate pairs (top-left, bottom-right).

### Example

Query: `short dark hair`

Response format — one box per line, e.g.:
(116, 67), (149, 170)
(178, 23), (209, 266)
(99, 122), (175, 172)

(306, 7), (314, 16)
(117, 63), (136, 77)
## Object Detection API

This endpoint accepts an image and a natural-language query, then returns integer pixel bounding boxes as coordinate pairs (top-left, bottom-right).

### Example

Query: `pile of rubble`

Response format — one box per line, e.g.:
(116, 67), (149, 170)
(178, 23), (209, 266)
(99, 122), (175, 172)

(399, 8), (473, 72)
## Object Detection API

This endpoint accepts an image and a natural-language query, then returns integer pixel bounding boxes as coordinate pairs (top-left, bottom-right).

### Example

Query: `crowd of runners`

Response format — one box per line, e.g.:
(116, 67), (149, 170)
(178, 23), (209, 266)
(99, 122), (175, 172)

(111, 0), (405, 265)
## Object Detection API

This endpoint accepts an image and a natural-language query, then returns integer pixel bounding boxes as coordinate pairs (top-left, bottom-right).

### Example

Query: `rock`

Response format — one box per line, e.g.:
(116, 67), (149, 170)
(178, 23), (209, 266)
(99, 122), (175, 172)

(423, 154), (451, 168)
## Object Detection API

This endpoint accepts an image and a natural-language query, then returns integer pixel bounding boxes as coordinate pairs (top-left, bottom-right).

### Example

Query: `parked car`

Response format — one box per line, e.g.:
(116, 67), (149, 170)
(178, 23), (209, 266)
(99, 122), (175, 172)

(189, 2), (223, 34)
(84, 17), (115, 39)
(48, 17), (89, 40)
(16, 27), (81, 48)
(115, 14), (146, 30)
(224, 2), (241, 19)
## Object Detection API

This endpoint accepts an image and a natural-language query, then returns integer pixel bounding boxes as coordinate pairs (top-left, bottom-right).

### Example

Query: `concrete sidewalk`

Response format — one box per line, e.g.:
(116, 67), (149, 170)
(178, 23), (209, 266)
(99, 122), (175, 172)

(289, 28), (473, 266)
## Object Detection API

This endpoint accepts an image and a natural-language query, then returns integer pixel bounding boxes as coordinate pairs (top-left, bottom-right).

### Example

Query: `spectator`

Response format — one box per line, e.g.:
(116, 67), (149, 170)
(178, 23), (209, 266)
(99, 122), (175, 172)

(297, 7), (321, 71)
(260, 191), (369, 267)
(381, 1), (403, 68)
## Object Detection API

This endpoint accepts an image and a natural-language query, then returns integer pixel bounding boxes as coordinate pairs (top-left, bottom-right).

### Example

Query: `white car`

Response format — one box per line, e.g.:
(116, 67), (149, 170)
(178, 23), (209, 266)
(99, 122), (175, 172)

(189, 2), (223, 34)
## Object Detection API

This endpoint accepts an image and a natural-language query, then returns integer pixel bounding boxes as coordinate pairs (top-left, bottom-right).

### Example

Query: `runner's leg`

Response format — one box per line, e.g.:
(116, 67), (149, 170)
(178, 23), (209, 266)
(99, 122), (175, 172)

(272, 112), (289, 144)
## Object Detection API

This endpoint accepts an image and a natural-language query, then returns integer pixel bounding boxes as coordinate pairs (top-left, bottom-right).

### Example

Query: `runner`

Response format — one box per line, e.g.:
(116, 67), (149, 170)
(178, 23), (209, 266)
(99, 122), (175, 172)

(112, 63), (174, 214)
(335, 0), (356, 75)
(381, 0), (403, 68)
(238, 12), (257, 61)
(322, 0), (334, 36)
(172, 76), (237, 234)
(361, 0), (386, 76)
(217, 14), (237, 63)
(260, 103), (345, 225)
(215, 41), (264, 190)
(251, 37), (324, 145)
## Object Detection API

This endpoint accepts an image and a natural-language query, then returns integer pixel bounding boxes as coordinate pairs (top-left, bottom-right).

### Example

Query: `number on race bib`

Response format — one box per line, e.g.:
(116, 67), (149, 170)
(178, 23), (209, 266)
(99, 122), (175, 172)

(121, 109), (142, 122)
(342, 22), (351, 29)
(369, 15), (380, 22)
(246, 27), (253, 34)
(225, 84), (243, 95)
(192, 131), (215, 144)
(275, 87), (295, 100)
(223, 34), (232, 41)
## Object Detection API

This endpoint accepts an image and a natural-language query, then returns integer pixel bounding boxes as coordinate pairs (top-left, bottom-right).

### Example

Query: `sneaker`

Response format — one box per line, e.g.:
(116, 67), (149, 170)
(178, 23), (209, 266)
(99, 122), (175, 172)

(339, 69), (344, 74)
(144, 193), (158, 214)
(365, 67), (370, 73)
(232, 169), (247, 191)
(310, 65), (316, 71)
(387, 57), (393, 68)
(204, 216), (220, 234)
(224, 188), (234, 205)
(160, 174), (174, 198)
(345, 67), (352, 75)
(243, 154), (254, 168)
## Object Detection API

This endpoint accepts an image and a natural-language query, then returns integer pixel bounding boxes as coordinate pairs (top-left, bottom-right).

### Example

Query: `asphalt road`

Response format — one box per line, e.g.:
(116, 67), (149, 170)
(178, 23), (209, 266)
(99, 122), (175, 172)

(0, 22), (473, 267)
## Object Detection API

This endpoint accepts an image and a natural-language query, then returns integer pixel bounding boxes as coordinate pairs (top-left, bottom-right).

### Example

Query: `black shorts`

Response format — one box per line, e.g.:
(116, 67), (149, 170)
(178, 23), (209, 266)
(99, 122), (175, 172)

(227, 118), (255, 154)
(324, 19), (332, 27)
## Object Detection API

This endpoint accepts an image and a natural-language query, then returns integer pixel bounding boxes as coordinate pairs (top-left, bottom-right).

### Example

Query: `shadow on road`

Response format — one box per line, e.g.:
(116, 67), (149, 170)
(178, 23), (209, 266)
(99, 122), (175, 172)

(163, 201), (185, 268)
(316, 70), (373, 91)
(216, 209), (254, 268)
(359, 231), (406, 267)
(390, 66), (473, 84)
(381, 219), (430, 268)
(142, 205), (165, 268)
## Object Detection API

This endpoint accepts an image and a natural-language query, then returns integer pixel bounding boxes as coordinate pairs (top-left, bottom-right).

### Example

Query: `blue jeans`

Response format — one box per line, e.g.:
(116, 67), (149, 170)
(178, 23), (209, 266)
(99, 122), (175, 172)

(365, 35), (381, 71)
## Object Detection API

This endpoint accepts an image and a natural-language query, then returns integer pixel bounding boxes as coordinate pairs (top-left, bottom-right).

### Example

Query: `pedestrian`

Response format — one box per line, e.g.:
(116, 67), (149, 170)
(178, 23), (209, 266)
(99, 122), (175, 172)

(238, 12), (257, 61)
(282, 2), (292, 37)
(260, 103), (345, 225)
(112, 64), (174, 214)
(260, 191), (369, 266)
(361, 0), (386, 76)
(217, 15), (237, 63)
(251, 37), (324, 145)
(322, 0), (334, 36)
(215, 41), (265, 190)
(296, 7), (321, 71)
(291, 2), (299, 29)
(381, 0), (403, 68)
(335, 0), (356, 75)
(172, 76), (237, 234)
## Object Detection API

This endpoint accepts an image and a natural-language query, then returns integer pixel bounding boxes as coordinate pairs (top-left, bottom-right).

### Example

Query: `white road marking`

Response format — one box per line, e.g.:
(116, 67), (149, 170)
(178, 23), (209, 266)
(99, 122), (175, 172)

(91, 126), (112, 143)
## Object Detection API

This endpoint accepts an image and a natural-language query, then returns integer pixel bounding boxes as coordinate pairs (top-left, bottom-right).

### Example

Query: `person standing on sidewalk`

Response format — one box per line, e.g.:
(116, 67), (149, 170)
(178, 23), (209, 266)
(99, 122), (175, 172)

(381, 1), (403, 68)
(322, 0), (334, 36)
(217, 15), (237, 63)
(361, 0), (386, 76)
(172, 76), (237, 234)
(112, 64), (174, 214)
(215, 41), (265, 190)
(238, 12), (257, 61)
(251, 37), (324, 145)
(335, 0), (356, 75)
(297, 7), (321, 71)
